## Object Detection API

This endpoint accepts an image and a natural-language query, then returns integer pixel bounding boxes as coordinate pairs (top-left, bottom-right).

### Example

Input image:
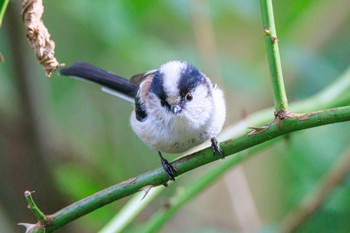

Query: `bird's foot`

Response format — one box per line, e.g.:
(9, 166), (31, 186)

(158, 152), (177, 184)
(211, 137), (225, 159)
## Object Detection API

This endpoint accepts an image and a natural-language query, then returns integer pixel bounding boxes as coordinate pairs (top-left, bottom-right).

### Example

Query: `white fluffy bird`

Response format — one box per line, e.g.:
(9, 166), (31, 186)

(60, 61), (226, 182)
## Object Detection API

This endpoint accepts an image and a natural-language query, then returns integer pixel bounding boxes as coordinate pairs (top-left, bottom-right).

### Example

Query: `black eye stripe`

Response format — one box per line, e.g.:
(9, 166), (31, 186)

(149, 63), (209, 108)
(150, 71), (167, 100)
(135, 94), (147, 122)
(178, 63), (206, 97)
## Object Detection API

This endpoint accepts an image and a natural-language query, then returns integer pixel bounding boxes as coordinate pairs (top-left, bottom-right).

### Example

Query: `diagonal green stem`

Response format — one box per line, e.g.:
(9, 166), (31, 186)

(260, 0), (288, 111)
(27, 105), (350, 233)
(25, 66), (350, 233)
(0, 0), (9, 27)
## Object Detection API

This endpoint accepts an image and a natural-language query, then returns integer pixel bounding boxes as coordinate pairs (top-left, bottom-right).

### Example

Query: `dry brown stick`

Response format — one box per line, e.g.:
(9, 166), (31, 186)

(280, 147), (350, 233)
(21, 0), (64, 77)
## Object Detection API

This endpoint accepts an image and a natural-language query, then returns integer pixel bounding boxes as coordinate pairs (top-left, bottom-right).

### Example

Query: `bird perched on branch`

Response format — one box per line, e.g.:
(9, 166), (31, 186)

(60, 61), (226, 183)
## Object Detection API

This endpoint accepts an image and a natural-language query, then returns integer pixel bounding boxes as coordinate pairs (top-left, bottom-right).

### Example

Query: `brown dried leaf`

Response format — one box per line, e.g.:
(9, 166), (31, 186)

(21, 0), (64, 77)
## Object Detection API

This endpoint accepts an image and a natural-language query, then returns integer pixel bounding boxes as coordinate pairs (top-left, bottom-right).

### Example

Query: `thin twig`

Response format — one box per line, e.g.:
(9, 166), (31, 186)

(280, 147), (350, 233)
(19, 191), (48, 233)
(260, 0), (288, 111)
(24, 191), (48, 225)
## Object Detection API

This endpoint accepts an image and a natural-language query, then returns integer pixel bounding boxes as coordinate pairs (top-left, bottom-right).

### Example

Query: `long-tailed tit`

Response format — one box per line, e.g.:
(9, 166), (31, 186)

(60, 61), (226, 182)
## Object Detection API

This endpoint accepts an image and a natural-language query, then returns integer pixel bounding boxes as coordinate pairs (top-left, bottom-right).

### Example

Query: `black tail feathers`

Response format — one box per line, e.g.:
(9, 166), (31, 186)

(59, 62), (138, 98)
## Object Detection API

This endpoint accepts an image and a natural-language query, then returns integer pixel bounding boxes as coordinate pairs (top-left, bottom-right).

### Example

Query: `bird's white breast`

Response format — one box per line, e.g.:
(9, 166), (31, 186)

(130, 87), (225, 154)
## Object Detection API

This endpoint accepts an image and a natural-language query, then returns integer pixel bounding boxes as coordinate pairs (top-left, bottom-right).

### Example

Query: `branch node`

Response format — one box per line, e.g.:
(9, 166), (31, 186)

(263, 27), (278, 44)
(263, 26), (270, 36)
(271, 35), (278, 43)
(274, 109), (293, 128)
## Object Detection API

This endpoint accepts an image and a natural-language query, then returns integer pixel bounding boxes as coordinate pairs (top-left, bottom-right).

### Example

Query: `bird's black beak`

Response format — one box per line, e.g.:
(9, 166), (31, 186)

(171, 105), (182, 115)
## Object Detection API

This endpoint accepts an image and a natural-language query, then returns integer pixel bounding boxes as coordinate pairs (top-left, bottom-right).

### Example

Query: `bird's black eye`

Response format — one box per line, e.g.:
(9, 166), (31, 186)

(160, 99), (165, 107)
(185, 93), (193, 101)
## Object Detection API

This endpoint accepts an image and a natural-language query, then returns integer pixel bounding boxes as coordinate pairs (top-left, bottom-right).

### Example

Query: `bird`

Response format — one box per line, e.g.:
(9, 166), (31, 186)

(59, 61), (226, 183)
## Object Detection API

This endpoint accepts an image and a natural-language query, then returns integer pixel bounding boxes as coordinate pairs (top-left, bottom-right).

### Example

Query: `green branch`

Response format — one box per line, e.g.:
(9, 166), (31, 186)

(24, 191), (47, 225)
(260, 0), (288, 111)
(18, 191), (48, 233)
(0, 0), (9, 27)
(25, 105), (350, 232)
(0, 0), (9, 62)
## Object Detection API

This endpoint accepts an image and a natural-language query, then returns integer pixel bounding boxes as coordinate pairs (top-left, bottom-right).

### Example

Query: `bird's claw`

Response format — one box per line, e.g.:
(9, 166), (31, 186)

(211, 137), (224, 159)
(159, 152), (177, 183)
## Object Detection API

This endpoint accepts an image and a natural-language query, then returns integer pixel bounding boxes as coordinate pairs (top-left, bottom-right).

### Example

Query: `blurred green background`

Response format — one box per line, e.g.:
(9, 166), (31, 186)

(1, 0), (350, 232)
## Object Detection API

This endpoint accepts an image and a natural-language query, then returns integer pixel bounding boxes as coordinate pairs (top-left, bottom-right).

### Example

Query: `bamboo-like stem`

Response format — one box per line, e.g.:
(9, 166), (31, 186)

(260, 0), (288, 111)
(26, 105), (350, 233)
